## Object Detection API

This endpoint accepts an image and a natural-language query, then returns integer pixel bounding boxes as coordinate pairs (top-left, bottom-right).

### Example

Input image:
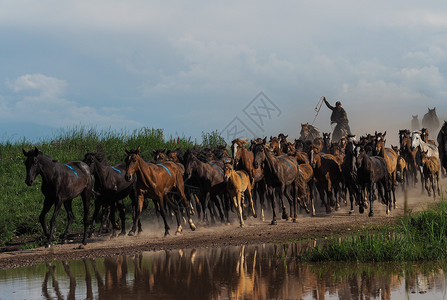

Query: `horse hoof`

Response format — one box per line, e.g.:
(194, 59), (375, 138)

(349, 210), (354, 215)
(190, 224), (196, 231)
(359, 207), (365, 214)
(292, 218), (297, 223)
(270, 220), (277, 225)
(368, 212), (374, 217)
(240, 224), (244, 228)
(128, 231), (135, 237)
(45, 244), (52, 249)
(118, 232), (126, 237)
(253, 213), (258, 218)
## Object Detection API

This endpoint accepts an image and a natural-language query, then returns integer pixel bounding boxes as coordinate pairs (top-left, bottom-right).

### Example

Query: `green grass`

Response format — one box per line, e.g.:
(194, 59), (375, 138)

(300, 200), (447, 262)
(0, 125), (225, 247)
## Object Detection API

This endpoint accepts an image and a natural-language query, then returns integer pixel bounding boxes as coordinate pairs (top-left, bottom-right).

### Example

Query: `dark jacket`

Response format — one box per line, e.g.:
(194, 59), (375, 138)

(324, 99), (349, 125)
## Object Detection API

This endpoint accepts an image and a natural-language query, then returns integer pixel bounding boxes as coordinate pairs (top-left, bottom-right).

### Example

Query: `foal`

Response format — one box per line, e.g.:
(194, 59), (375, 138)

(223, 162), (257, 227)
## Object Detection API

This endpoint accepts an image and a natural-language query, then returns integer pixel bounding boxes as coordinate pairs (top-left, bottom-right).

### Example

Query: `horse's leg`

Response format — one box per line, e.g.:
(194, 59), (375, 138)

(235, 192), (244, 227)
(391, 173), (397, 209)
(258, 182), (267, 221)
(88, 196), (102, 237)
(48, 198), (64, 246)
(81, 188), (92, 245)
(155, 193), (171, 237)
(308, 181), (316, 217)
(436, 172), (440, 196)
(39, 197), (53, 242)
(129, 193), (144, 236)
(60, 200), (74, 243)
(268, 187), (277, 225)
(213, 194), (226, 223)
(430, 174), (436, 200)
(277, 187), (288, 220)
(116, 200), (126, 236)
(246, 187), (257, 219)
(368, 183), (374, 217)
(176, 186), (197, 231)
(283, 184), (295, 222)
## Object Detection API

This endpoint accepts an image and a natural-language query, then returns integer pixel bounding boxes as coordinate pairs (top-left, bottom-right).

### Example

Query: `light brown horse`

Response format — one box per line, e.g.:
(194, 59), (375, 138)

(124, 147), (196, 236)
(420, 150), (440, 199)
(375, 131), (398, 209)
(223, 162), (256, 227)
(391, 145), (408, 191)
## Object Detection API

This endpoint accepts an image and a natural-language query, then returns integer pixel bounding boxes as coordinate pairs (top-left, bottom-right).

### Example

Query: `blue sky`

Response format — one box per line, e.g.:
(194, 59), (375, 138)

(1, 1), (447, 144)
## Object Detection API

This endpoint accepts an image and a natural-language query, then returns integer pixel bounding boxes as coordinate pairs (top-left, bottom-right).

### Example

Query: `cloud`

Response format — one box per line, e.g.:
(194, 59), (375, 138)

(1, 74), (141, 130)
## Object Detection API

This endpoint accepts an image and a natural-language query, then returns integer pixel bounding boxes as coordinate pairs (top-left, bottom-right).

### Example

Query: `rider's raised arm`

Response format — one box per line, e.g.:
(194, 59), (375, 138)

(323, 97), (335, 111)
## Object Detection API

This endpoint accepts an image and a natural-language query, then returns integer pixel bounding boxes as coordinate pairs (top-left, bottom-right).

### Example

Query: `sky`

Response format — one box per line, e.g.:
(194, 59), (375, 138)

(1, 1), (447, 145)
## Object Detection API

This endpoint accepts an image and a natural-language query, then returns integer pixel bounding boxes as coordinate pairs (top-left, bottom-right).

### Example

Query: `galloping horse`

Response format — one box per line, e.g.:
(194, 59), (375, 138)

(356, 147), (391, 216)
(308, 144), (342, 213)
(375, 131), (398, 209)
(184, 150), (229, 224)
(83, 151), (136, 237)
(437, 121), (447, 176)
(420, 150), (440, 199)
(253, 143), (300, 224)
(124, 147), (196, 236)
(412, 130), (439, 192)
(23, 147), (93, 247)
(223, 162), (256, 227)
(399, 129), (418, 187)
(342, 140), (361, 214)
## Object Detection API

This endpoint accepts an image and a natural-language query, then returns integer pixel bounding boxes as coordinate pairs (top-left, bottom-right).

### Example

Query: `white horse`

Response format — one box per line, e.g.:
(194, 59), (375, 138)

(411, 131), (439, 159)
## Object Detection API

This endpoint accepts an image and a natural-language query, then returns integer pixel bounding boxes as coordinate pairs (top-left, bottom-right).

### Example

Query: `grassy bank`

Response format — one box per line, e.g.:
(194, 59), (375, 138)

(0, 126), (224, 246)
(300, 199), (447, 262)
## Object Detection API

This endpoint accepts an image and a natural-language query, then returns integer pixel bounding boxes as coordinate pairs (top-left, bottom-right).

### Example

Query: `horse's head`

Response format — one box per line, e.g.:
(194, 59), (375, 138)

(294, 139), (304, 152)
(232, 138), (247, 164)
(300, 123), (310, 139)
(214, 145), (230, 160)
(269, 137), (280, 155)
(412, 115), (418, 120)
(428, 107), (437, 116)
(278, 133), (288, 142)
(153, 149), (167, 161)
(83, 151), (105, 174)
(183, 150), (197, 180)
(22, 147), (41, 186)
(124, 147), (141, 181)
(223, 162), (233, 182)
(411, 131), (422, 150)
(252, 143), (266, 169)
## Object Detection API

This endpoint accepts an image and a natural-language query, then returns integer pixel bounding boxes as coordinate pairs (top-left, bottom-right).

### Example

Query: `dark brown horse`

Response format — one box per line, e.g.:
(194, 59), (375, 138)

(308, 144), (342, 213)
(83, 151), (136, 237)
(23, 147), (93, 247)
(253, 143), (300, 224)
(399, 129), (419, 187)
(422, 107), (440, 134)
(356, 147), (391, 216)
(341, 139), (362, 214)
(184, 149), (229, 224)
(124, 147), (196, 236)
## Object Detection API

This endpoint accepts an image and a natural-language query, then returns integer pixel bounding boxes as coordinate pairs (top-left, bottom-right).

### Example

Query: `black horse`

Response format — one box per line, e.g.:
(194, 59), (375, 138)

(83, 151), (137, 237)
(342, 140), (361, 214)
(437, 121), (447, 176)
(356, 147), (391, 217)
(23, 147), (93, 247)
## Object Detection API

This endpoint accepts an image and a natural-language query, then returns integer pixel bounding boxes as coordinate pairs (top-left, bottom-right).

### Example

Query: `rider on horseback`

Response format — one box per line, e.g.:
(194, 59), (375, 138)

(323, 97), (351, 141)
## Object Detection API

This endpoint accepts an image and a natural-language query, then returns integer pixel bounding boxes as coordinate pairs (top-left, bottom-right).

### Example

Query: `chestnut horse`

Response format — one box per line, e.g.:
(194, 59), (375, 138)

(300, 123), (320, 142)
(83, 151), (136, 237)
(420, 150), (440, 199)
(223, 162), (257, 227)
(23, 147), (93, 247)
(124, 147), (196, 236)
(399, 129), (418, 187)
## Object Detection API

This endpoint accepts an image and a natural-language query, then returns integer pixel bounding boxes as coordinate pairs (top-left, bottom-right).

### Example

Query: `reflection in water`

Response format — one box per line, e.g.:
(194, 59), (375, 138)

(1, 243), (447, 299)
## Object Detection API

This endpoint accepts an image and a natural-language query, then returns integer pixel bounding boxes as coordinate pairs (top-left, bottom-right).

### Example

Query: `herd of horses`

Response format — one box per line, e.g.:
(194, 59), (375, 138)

(22, 120), (447, 248)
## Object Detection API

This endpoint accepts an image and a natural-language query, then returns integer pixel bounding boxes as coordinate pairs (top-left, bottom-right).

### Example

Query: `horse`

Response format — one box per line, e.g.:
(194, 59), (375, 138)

(232, 138), (268, 220)
(437, 121), (447, 175)
(374, 131), (398, 209)
(341, 140), (362, 214)
(399, 129), (419, 187)
(308, 144), (342, 213)
(124, 147), (196, 236)
(184, 149), (229, 224)
(412, 130), (439, 192)
(253, 143), (300, 224)
(300, 123), (320, 142)
(422, 107), (440, 134)
(322, 132), (331, 153)
(223, 162), (256, 227)
(268, 136), (282, 155)
(411, 115), (420, 131)
(83, 151), (136, 237)
(420, 150), (440, 199)
(391, 146), (408, 191)
(23, 147), (93, 247)
(355, 146), (391, 216)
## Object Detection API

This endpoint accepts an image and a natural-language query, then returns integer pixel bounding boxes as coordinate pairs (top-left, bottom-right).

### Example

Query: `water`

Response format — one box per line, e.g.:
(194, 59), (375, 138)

(1, 243), (446, 299)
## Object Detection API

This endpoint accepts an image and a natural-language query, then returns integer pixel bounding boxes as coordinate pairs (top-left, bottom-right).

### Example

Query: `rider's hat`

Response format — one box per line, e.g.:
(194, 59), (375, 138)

(335, 101), (341, 106)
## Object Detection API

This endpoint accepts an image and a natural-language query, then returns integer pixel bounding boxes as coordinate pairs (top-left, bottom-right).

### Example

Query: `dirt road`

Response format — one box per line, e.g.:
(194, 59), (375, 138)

(0, 182), (443, 269)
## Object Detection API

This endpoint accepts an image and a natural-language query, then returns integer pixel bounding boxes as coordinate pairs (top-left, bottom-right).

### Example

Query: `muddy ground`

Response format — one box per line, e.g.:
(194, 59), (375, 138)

(0, 181), (444, 269)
